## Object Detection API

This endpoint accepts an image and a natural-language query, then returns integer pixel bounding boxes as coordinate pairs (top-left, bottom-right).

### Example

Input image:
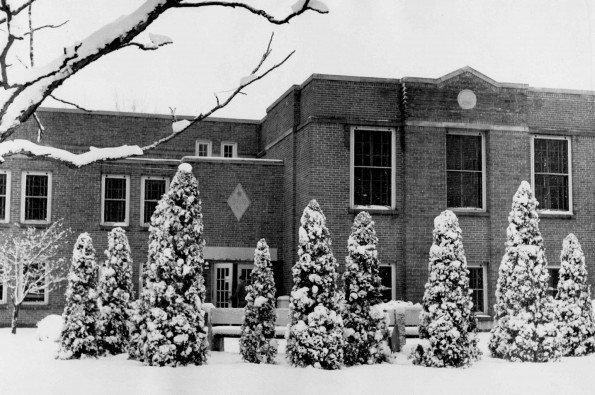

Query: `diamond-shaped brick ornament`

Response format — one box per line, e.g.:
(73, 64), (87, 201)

(227, 183), (251, 221)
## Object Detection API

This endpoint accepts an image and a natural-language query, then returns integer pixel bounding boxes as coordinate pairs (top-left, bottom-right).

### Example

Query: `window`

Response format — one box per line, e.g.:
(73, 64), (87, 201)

(468, 265), (488, 314)
(23, 262), (47, 304)
(532, 136), (571, 212)
(101, 175), (130, 226)
(0, 170), (10, 223)
(547, 267), (560, 297)
(237, 263), (253, 286)
(446, 132), (485, 210)
(213, 263), (233, 307)
(195, 140), (212, 157)
(140, 176), (169, 226)
(0, 281), (6, 304)
(221, 142), (237, 158)
(350, 126), (396, 209)
(379, 264), (396, 302)
(21, 172), (51, 223)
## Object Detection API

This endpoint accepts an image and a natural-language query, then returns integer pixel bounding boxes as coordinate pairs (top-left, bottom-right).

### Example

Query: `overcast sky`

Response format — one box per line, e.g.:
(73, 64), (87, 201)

(35, 0), (595, 120)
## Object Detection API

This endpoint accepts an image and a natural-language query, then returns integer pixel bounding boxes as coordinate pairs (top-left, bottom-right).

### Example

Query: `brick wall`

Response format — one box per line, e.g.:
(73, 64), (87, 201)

(0, 155), (283, 326)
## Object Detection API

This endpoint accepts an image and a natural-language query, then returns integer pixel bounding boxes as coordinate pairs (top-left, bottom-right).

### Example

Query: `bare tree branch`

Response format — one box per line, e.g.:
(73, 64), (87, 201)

(33, 111), (44, 142)
(173, 0), (328, 24)
(0, 0), (36, 25)
(141, 32), (293, 152)
(22, 20), (68, 36)
(121, 40), (171, 51)
(0, 0), (327, 164)
(49, 94), (91, 112)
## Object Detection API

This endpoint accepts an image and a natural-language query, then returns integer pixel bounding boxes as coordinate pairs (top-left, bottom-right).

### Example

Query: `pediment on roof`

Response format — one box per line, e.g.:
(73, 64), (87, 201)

(402, 66), (528, 90)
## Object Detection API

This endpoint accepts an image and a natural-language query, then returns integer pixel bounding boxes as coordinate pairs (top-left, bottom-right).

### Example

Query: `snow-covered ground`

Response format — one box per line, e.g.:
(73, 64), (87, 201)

(2, 329), (595, 395)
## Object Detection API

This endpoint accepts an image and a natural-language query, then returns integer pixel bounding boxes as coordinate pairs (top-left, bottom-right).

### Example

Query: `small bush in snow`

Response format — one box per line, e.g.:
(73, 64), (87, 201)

(286, 200), (344, 370)
(489, 181), (561, 362)
(240, 239), (278, 364)
(341, 212), (391, 366)
(127, 163), (208, 367)
(58, 233), (101, 359)
(36, 315), (64, 342)
(556, 234), (595, 356)
(410, 210), (481, 367)
(97, 228), (134, 355)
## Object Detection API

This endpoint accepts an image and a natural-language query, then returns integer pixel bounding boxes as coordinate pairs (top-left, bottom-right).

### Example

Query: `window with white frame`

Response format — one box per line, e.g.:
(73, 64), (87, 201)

(468, 264), (488, 314)
(532, 136), (571, 212)
(350, 126), (396, 209)
(446, 131), (485, 210)
(23, 261), (47, 304)
(221, 142), (237, 158)
(0, 170), (10, 223)
(195, 140), (212, 157)
(141, 176), (169, 226)
(547, 267), (560, 297)
(21, 171), (51, 223)
(378, 264), (396, 302)
(101, 175), (130, 226)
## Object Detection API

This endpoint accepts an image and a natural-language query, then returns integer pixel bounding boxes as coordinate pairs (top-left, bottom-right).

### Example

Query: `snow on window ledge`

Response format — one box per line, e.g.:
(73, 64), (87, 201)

(537, 210), (574, 219)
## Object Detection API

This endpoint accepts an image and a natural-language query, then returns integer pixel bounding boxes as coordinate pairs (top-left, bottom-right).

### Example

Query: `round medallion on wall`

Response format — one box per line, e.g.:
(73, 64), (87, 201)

(457, 89), (477, 110)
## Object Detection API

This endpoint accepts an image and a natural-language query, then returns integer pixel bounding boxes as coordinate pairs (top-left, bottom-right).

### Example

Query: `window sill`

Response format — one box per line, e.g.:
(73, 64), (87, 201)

(537, 212), (574, 219)
(99, 224), (131, 230)
(348, 208), (398, 216)
(450, 210), (489, 217)
(21, 303), (50, 310)
(19, 222), (51, 228)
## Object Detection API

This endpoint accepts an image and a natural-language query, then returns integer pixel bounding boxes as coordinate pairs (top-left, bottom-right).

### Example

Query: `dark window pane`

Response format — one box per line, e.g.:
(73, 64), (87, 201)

(144, 201), (158, 224)
(0, 173), (6, 195)
(0, 196), (4, 220)
(23, 263), (45, 303)
(25, 197), (47, 221)
(105, 178), (126, 199)
(197, 144), (209, 157)
(468, 267), (484, 313)
(354, 167), (391, 206)
(145, 179), (165, 201)
(105, 200), (126, 223)
(534, 174), (569, 211)
(379, 266), (392, 302)
(24, 289), (45, 303)
(25, 175), (48, 198)
(447, 135), (481, 171)
(223, 145), (234, 158)
(547, 268), (560, 297)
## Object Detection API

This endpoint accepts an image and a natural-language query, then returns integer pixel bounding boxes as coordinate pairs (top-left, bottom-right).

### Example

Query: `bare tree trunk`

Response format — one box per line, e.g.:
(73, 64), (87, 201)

(11, 302), (20, 334)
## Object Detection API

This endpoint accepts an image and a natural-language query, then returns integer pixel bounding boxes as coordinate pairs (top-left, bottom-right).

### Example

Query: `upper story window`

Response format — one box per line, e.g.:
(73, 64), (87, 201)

(0, 281), (6, 304)
(21, 171), (52, 224)
(0, 170), (11, 223)
(446, 131), (485, 211)
(101, 175), (130, 226)
(532, 136), (571, 213)
(350, 126), (396, 209)
(221, 142), (237, 158)
(195, 140), (212, 157)
(141, 176), (169, 226)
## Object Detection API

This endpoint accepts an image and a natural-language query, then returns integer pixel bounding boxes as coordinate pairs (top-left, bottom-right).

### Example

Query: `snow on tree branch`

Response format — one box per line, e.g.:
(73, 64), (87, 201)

(0, 0), (325, 143)
(0, 139), (143, 167)
(0, 0), (326, 165)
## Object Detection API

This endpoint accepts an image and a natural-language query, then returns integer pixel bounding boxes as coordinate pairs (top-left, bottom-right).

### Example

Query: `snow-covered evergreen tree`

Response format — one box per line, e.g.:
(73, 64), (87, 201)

(556, 233), (595, 356)
(97, 228), (134, 355)
(341, 211), (391, 366)
(410, 210), (480, 367)
(286, 200), (344, 370)
(489, 181), (561, 362)
(240, 239), (278, 364)
(57, 233), (101, 359)
(127, 163), (208, 367)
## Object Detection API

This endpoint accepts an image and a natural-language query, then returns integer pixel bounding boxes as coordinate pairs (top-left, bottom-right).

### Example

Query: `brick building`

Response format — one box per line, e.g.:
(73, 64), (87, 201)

(1, 66), (594, 327)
